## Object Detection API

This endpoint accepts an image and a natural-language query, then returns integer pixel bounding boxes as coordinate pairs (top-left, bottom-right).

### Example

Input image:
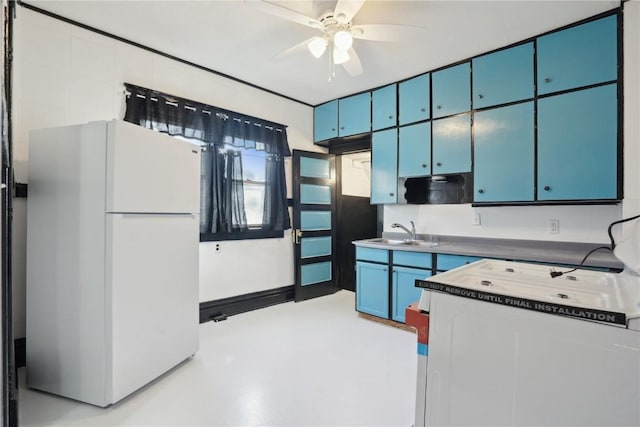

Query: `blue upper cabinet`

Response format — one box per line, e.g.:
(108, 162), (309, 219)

(372, 84), (397, 131)
(338, 92), (371, 137)
(537, 15), (617, 95)
(472, 43), (534, 109)
(398, 122), (431, 178)
(537, 84), (618, 201)
(432, 113), (471, 174)
(474, 102), (535, 202)
(313, 100), (338, 142)
(371, 128), (398, 204)
(398, 74), (430, 126)
(432, 62), (470, 118)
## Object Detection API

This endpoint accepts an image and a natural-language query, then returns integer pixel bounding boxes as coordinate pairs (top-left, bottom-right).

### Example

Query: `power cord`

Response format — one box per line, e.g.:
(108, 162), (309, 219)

(549, 214), (640, 279)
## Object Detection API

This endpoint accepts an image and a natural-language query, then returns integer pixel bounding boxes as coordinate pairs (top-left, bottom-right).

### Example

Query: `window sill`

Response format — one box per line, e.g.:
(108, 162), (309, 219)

(200, 229), (286, 242)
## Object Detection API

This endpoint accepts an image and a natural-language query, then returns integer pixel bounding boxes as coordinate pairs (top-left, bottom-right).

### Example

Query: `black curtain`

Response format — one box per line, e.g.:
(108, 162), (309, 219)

(123, 84), (291, 236)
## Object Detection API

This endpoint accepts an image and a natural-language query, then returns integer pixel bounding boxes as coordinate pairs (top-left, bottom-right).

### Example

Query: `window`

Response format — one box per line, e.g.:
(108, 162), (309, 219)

(123, 83), (291, 241)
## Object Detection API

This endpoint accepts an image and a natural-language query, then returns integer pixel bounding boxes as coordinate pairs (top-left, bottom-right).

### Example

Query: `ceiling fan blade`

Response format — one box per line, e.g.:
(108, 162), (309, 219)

(342, 47), (363, 77)
(334, 0), (365, 24)
(273, 37), (318, 61)
(247, 0), (323, 29)
(350, 24), (427, 42)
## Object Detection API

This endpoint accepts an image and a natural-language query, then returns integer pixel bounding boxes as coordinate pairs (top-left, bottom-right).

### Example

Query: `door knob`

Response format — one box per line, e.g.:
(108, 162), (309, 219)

(293, 229), (302, 244)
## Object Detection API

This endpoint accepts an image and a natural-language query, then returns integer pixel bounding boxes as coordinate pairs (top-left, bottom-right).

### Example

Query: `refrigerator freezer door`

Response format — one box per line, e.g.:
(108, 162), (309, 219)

(106, 120), (201, 214)
(105, 213), (199, 404)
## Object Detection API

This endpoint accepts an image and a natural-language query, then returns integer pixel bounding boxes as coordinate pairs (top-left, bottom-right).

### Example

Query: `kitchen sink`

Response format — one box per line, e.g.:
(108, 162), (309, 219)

(367, 238), (442, 247)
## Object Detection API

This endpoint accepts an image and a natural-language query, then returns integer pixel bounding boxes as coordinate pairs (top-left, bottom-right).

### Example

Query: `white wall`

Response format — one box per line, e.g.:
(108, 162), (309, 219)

(385, 3), (639, 245)
(12, 7), (323, 337)
(341, 152), (371, 197)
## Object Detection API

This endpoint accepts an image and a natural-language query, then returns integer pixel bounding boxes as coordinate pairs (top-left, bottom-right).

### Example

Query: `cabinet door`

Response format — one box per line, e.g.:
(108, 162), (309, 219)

(398, 74), (430, 125)
(432, 62), (470, 118)
(537, 15), (617, 95)
(472, 43), (534, 109)
(392, 266), (431, 322)
(398, 122), (431, 178)
(474, 102), (534, 202)
(314, 100), (338, 142)
(432, 113), (471, 174)
(338, 92), (371, 137)
(537, 84), (618, 201)
(356, 261), (389, 318)
(372, 84), (397, 131)
(371, 128), (398, 204)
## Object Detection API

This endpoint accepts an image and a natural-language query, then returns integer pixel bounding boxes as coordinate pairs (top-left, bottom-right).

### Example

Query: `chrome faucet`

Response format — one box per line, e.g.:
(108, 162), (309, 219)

(391, 221), (416, 241)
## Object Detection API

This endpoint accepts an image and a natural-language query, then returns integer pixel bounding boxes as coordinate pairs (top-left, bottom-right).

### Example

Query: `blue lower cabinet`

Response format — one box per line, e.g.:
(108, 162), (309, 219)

(356, 261), (389, 318)
(392, 266), (431, 323)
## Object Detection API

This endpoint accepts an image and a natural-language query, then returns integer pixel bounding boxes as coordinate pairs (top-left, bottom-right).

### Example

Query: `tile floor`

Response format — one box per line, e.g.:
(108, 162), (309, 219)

(18, 290), (418, 426)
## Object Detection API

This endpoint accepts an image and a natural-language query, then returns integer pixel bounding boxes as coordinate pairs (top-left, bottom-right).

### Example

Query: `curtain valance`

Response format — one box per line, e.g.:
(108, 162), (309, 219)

(123, 83), (291, 156)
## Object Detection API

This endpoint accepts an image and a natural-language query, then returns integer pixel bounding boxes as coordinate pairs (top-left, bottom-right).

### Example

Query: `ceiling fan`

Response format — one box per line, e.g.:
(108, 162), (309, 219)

(250, 0), (427, 80)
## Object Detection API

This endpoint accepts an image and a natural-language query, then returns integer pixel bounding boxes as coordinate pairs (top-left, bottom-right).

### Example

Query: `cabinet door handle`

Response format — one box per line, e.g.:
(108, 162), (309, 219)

(478, 94), (484, 99)
(340, 126), (344, 130)
(436, 162), (442, 167)
(544, 185), (551, 191)
(478, 189), (484, 194)
(421, 163), (427, 168)
(389, 192), (394, 197)
(436, 105), (442, 110)
(388, 115), (393, 119)
(544, 77), (552, 83)
(420, 107), (426, 112)
(331, 128), (335, 131)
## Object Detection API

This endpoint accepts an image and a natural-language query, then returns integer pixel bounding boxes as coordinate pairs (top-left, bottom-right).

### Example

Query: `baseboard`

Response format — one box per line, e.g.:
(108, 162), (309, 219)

(14, 337), (25, 368)
(199, 285), (295, 323)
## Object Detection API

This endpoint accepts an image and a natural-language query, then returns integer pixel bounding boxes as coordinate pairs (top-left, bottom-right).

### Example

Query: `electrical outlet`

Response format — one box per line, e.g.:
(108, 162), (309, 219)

(472, 211), (481, 226)
(215, 243), (222, 253)
(548, 219), (560, 234)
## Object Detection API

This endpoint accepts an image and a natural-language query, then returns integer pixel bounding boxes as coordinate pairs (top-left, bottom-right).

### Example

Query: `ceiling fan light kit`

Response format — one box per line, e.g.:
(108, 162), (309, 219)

(255, 0), (425, 80)
(333, 30), (354, 50)
(333, 47), (350, 65)
(308, 36), (328, 58)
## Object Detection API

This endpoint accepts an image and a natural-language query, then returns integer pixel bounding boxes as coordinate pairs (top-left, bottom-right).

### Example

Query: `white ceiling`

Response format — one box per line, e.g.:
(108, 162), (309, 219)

(26, 0), (621, 106)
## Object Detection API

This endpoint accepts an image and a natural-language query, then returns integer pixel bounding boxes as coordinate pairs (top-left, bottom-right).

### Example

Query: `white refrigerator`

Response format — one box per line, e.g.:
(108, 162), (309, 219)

(26, 120), (200, 407)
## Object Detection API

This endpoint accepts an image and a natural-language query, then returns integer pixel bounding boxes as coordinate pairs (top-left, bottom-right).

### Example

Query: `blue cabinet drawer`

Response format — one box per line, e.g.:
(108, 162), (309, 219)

(356, 247), (389, 263)
(437, 254), (483, 271)
(393, 251), (433, 269)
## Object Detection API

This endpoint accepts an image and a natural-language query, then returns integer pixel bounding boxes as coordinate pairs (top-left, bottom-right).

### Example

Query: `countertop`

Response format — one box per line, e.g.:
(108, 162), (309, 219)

(353, 233), (624, 270)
